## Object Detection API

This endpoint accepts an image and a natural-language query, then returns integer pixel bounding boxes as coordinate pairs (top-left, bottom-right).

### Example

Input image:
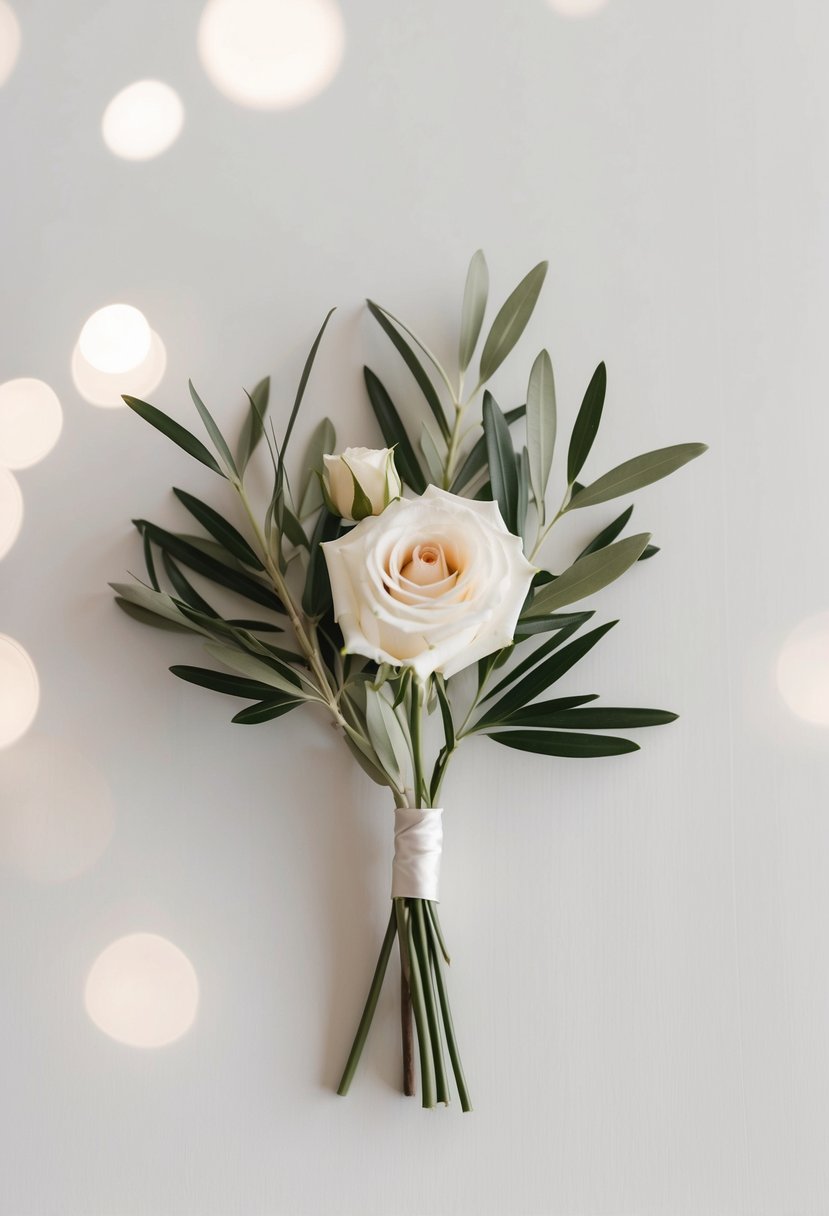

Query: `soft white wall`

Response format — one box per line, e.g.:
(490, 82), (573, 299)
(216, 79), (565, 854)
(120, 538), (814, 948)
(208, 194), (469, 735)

(2, 0), (829, 1213)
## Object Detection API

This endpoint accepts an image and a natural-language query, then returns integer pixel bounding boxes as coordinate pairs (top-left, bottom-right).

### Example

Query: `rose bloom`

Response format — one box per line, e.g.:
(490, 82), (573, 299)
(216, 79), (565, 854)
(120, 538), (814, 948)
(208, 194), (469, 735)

(322, 485), (536, 680)
(323, 447), (402, 523)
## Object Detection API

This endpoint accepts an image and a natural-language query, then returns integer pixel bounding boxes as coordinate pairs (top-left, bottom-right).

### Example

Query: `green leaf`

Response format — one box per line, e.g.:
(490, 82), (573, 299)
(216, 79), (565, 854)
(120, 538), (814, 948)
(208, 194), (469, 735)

(123, 396), (225, 476)
(503, 703), (676, 728)
(111, 581), (191, 629)
(576, 504), (634, 560)
(567, 443), (709, 510)
(161, 552), (217, 616)
(526, 533), (651, 616)
(513, 609), (594, 640)
(236, 376), (270, 474)
(133, 520), (281, 611)
(486, 729), (639, 758)
(567, 362), (606, 484)
(203, 641), (304, 697)
(477, 621), (617, 727)
(169, 665), (285, 701)
(482, 392), (519, 534)
(526, 349), (556, 506)
(114, 596), (191, 633)
(279, 309), (336, 482)
(367, 300), (450, 441)
(482, 616), (590, 704)
(419, 423), (445, 485)
(302, 508), (341, 617)
(232, 697), (303, 725)
(279, 505), (309, 549)
(450, 405), (526, 493)
(365, 687), (410, 787)
(640, 544), (660, 561)
(142, 528), (160, 591)
(299, 417), (336, 517)
(172, 488), (262, 568)
(363, 367), (427, 493)
(458, 249), (489, 374)
(188, 381), (239, 478)
(479, 261), (548, 382)
(433, 675), (455, 753)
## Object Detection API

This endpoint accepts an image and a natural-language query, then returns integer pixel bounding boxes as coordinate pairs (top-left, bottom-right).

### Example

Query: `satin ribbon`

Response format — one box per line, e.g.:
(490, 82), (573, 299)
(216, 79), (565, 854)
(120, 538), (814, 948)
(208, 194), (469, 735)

(391, 806), (443, 901)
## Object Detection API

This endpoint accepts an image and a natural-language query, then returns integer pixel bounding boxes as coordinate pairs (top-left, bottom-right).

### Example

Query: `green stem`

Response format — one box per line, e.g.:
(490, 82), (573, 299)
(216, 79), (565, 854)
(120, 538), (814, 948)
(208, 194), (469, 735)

(403, 901), (436, 1108)
(413, 900), (449, 1105)
(426, 906), (472, 1112)
(336, 907), (397, 1096)
(410, 680), (426, 807)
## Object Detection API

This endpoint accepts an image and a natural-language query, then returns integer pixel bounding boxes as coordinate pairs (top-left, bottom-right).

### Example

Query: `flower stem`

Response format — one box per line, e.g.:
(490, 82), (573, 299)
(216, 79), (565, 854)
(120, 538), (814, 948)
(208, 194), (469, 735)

(426, 905), (472, 1112)
(413, 899), (449, 1105)
(400, 968), (415, 1097)
(336, 906), (397, 1097)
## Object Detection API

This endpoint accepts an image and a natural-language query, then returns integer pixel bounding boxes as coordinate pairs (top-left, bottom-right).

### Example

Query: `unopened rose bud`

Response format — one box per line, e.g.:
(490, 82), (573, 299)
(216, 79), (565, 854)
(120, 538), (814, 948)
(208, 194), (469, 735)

(322, 447), (402, 522)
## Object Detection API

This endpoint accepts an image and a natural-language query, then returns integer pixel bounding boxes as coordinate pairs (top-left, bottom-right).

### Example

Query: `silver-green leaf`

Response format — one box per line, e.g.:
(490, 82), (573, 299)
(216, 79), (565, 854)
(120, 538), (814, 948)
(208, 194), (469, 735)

(479, 261), (548, 383)
(526, 349), (556, 507)
(526, 533), (651, 615)
(458, 249), (489, 374)
(567, 443), (709, 510)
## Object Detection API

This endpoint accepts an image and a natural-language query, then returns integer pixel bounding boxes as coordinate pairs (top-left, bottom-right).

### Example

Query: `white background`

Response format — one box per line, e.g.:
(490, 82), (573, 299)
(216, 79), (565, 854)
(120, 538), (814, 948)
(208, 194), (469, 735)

(2, 1), (829, 1213)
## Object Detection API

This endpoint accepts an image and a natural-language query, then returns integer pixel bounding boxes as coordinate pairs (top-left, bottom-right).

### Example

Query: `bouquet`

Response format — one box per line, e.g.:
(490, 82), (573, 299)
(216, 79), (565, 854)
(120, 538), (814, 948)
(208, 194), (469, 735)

(111, 253), (706, 1111)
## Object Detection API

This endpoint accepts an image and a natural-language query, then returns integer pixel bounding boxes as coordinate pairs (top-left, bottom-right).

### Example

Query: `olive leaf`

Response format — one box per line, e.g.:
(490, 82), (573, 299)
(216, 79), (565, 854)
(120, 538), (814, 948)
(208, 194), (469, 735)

(479, 261), (548, 382)
(458, 249), (489, 374)
(567, 443), (708, 510)
(567, 362), (606, 484)
(526, 349), (556, 507)
(526, 533), (651, 616)
(123, 396), (224, 476)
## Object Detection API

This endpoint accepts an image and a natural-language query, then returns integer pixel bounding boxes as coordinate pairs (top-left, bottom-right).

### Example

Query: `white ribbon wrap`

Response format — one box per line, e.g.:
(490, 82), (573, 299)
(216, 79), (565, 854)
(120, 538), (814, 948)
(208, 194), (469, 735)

(391, 806), (443, 901)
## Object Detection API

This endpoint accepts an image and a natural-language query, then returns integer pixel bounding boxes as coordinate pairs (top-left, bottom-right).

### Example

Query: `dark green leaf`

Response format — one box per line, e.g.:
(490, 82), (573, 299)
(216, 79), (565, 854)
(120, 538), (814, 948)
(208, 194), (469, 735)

(161, 552), (217, 616)
(482, 392), (519, 534)
(567, 362), (606, 484)
(367, 300), (450, 441)
(479, 261), (548, 382)
(188, 381), (239, 478)
(123, 396), (224, 476)
(134, 520), (281, 611)
(169, 665), (285, 700)
(486, 729), (639, 758)
(450, 405), (525, 493)
(567, 443), (709, 510)
(482, 616), (588, 704)
(516, 446), (530, 541)
(503, 703), (676, 729)
(477, 621), (617, 727)
(302, 508), (341, 617)
(513, 609), (594, 640)
(433, 675), (455, 753)
(279, 309), (336, 482)
(232, 698), (303, 725)
(576, 504), (634, 560)
(279, 505), (309, 549)
(363, 367), (427, 493)
(173, 488), (262, 568)
(236, 376), (270, 474)
(526, 533), (651, 616)
(640, 544), (660, 561)
(299, 417), (336, 516)
(142, 529), (160, 591)
(458, 249), (489, 374)
(224, 618), (282, 632)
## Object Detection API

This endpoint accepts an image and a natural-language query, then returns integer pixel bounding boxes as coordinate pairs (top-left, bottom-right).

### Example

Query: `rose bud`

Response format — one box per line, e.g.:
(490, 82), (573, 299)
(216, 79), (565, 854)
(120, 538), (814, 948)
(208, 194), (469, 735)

(322, 447), (402, 523)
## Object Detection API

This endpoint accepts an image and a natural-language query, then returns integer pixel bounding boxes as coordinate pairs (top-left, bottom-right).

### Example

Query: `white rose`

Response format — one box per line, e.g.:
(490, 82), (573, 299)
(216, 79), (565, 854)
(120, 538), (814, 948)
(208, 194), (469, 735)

(322, 485), (536, 680)
(322, 447), (402, 523)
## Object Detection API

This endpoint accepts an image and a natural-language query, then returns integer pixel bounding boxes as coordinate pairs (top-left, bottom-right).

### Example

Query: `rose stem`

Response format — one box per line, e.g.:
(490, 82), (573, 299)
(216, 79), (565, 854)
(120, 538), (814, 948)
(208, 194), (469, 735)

(413, 899), (450, 1105)
(336, 907), (397, 1097)
(426, 907), (472, 1113)
(400, 969), (415, 1097)
(403, 900), (437, 1108)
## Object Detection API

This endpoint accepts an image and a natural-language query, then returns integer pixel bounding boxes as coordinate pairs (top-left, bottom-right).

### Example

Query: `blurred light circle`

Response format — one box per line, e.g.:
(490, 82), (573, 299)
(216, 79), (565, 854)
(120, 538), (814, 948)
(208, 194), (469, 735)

(85, 933), (199, 1048)
(79, 304), (152, 374)
(0, 468), (22, 558)
(72, 329), (166, 408)
(546, 0), (609, 16)
(0, 736), (114, 881)
(0, 1), (21, 87)
(0, 378), (63, 469)
(198, 0), (345, 110)
(0, 635), (39, 748)
(102, 80), (184, 161)
(777, 613), (829, 727)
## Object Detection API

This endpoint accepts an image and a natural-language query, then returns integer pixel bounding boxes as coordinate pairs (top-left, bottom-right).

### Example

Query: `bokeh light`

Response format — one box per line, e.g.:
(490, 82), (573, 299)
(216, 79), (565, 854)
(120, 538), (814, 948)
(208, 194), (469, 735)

(72, 329), (167, 408)
(79, 304), (152, 375)
(197, 0), (345, 110)
(777, 613), (829, 727)
(85, 933), (199, 1048)
(0, 1), (21, 87)
(102, 80), (185, 161)
(0, 467), (22, 558)
(0, 378), (63, 469)
(0, 736), (114, 881)
(0, 635), (39, 748)
(546, 0), (610, 16)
